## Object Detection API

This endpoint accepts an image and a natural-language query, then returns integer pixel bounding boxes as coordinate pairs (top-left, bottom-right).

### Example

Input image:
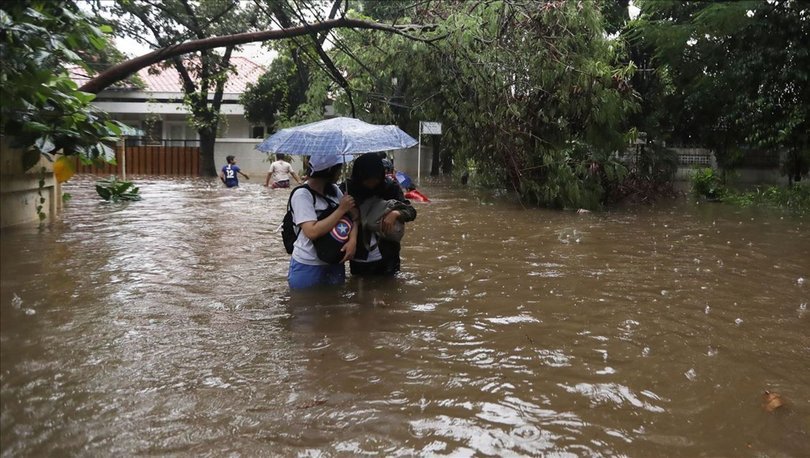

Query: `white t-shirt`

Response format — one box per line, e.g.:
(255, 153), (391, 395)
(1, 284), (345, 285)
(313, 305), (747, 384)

(269, 160), (293, 182)
(291, 185), (343, 265)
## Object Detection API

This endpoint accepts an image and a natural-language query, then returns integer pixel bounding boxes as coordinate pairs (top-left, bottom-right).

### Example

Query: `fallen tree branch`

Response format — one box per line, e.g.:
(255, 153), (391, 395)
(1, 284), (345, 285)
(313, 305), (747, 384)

(80, 17), (439, 94)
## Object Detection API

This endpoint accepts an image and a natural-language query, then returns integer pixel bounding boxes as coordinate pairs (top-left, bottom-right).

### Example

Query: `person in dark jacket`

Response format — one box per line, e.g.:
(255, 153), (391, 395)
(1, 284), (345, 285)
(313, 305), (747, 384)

(343, 153), (416, 276)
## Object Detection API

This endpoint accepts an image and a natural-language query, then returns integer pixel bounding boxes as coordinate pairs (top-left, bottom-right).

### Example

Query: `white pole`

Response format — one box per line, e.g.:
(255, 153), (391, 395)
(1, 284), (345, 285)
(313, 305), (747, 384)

(417, 122), (422, 185)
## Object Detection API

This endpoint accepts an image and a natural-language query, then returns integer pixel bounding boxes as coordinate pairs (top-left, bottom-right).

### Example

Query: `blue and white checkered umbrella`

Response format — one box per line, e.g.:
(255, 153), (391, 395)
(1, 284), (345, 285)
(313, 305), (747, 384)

(255, 117), (417, 157)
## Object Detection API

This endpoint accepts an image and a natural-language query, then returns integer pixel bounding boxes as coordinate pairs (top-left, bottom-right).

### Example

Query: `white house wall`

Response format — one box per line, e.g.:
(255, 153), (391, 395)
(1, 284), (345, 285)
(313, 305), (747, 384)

(94, 101), (245, 116)
(221, 116), (251, 138)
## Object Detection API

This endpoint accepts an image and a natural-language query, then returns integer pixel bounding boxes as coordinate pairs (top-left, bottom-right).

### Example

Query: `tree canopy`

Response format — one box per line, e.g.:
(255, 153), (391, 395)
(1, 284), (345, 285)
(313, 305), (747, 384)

(289, 0), (638, 209)
(0, 0), (124, 166)
(630, 0), (810, 180)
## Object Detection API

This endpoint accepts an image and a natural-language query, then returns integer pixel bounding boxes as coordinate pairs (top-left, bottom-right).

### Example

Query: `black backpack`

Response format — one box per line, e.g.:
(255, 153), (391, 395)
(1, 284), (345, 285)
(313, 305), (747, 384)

(282, 184), (353, 264)
(282, 185), (316, 254)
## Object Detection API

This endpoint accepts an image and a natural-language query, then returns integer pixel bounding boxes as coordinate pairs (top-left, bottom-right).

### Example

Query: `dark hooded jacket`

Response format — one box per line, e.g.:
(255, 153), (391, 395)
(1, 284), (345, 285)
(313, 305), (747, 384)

(341, 153), (416, 271)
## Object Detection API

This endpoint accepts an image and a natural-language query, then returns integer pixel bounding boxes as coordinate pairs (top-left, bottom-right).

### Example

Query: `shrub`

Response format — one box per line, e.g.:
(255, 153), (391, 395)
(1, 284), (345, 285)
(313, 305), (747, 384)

(95, 176), (141, 202)
(691, 167), (723, 200)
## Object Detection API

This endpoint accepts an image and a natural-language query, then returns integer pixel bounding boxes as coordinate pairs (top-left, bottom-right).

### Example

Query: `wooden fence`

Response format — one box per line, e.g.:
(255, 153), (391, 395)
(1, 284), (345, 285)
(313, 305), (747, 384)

(75, 145), (200, 177)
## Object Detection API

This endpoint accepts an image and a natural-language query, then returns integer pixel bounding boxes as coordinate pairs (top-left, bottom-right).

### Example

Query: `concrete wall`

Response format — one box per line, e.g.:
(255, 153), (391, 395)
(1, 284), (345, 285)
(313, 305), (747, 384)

(668, 147), (786, 187)
(391, 145), (433, 183)
(213, 138), (433, 182)
(213, 138), (307, 178)
(0, 137), (61, 228)
(221, 116), (251, 139)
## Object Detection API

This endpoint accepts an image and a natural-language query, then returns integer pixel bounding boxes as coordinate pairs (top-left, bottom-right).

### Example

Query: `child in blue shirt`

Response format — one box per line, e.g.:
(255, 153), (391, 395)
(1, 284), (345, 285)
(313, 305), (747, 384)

(220, 155), (250, 188)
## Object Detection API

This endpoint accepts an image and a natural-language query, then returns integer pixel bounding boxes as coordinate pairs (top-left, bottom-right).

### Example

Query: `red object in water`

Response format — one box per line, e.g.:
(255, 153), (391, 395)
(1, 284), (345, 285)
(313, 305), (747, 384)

(405, 189), (430, 202)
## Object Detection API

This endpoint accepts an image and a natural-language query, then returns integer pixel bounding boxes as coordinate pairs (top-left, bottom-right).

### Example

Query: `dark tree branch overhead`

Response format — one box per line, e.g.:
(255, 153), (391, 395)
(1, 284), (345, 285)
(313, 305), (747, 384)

(80, 17), (440, 94)
(211, 45), (234, 115)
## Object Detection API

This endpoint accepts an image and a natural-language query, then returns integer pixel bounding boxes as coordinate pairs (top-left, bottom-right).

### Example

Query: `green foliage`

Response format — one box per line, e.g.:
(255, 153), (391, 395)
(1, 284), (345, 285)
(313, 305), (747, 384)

(241, 46), (311, 132)
(95, 176), (142, 202)
(691, 165), (809, 213)
(610, 142), (678, 203)
(631, 1), (809, 179)
(35, 166), (47, 222)
(635, 143), (679, 184)
(0, 0), (125, 163)
(691, 167), (723, 200)
(310, 1), (638, 210)
(97, 0), (260, 174)
(724, 184), (810, 214)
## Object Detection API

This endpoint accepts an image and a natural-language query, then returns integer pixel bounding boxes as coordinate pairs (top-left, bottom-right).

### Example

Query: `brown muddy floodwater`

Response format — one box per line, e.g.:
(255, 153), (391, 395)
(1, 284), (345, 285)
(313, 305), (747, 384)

(1, 176), (808, 456)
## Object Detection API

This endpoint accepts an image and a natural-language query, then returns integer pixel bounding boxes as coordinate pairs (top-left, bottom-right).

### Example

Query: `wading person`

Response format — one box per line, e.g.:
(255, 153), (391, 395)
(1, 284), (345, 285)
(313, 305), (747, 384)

(265, 153), (302, 189)
(344, 153), (416, 276)
(287, 155), (358, 289)
(220, 155), (249, 188)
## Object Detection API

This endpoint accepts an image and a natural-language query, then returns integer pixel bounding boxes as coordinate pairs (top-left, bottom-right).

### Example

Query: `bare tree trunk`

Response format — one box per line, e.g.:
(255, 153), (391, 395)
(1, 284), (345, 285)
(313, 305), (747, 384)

(199, 127), (217, 177)
(430, 135), (441, 176)
(441, 136), (453, 175)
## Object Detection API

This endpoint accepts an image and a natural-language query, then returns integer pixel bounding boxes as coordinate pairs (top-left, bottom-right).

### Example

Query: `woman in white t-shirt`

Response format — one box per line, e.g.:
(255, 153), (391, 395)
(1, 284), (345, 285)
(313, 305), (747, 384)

(265, 154), (302, 189)
(288, 154), (357, 289)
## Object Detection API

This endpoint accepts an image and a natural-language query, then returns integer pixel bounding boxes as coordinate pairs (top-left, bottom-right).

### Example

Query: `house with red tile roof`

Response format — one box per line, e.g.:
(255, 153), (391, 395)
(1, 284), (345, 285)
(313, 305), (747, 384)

(70, 57), (267, 145)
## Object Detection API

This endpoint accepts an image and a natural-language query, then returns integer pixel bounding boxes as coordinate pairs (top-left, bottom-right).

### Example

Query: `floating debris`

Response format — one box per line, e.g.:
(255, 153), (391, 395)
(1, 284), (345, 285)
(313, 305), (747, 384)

(762, 391), (785, 413)
(684, 368), (697, 381)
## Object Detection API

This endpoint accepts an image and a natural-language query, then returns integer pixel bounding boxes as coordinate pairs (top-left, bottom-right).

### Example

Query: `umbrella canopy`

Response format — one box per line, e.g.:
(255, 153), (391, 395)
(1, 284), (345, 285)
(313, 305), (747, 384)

(255, 117), (417, 157)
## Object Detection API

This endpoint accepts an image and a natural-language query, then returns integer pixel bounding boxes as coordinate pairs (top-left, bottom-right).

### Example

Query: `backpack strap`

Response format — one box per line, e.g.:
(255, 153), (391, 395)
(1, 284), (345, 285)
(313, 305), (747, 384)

(298, 183), (340, 210)
(287, 184), (317, 214)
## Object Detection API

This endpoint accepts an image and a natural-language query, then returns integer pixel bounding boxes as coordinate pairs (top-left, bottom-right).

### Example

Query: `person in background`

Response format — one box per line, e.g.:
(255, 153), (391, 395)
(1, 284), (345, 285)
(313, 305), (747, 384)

(288, 155), (357, 289)
(382, 158), (397, 182)
(265, 153), (302, 189)
(344, 153), (416, 276)
(220, 155), (249, 188)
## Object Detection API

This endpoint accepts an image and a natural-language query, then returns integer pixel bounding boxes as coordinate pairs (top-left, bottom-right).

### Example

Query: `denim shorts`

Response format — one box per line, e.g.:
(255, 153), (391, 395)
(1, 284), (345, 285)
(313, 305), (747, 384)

(288, 258), (346, 289)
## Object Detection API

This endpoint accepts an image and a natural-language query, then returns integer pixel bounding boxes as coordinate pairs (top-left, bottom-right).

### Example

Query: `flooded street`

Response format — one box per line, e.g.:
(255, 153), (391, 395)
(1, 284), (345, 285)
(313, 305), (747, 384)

(1, 176), (808, 456)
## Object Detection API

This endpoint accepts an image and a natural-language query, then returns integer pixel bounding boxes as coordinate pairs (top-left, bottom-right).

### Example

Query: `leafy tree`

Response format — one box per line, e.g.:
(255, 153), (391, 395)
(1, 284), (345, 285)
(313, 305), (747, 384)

(241, 47), (310, 133)
(95, 0), (260, 175)
(1, 0), (124, 168)
(632, 0), (810, 182)
(308, 1), (638, 209)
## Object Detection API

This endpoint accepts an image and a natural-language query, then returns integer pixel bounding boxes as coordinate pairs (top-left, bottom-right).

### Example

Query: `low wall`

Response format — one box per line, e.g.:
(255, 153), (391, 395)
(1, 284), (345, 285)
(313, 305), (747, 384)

(666, 147), (786, 186)
(391, 145), (433, 183)
(215, 138), (433, 182)
(0, 137), (61, 228)
(213, 138), (306, 178)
